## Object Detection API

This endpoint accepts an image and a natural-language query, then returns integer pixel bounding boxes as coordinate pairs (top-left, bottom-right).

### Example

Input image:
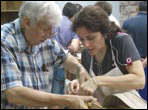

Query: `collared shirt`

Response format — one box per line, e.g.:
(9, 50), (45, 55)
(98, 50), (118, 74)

(53, 16), (79, 50)
(1, 19), (67, 109)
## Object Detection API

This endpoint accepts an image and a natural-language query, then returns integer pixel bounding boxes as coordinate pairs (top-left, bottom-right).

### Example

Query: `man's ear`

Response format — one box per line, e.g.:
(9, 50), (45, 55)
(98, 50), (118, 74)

(23, 16), (31, 29)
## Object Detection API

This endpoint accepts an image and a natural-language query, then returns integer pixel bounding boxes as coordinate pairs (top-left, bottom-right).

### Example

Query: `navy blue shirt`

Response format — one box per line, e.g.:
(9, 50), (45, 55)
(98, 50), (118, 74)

(122, 12), (147, 58)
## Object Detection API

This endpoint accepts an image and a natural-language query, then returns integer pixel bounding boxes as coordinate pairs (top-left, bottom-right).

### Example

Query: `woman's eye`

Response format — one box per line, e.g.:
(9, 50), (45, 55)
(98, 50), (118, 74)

(88, 37), (95, 40)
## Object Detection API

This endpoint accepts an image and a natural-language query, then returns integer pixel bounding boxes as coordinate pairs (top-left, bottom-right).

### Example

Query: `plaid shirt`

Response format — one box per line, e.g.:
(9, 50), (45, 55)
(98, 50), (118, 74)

(1, 19), (67, 109)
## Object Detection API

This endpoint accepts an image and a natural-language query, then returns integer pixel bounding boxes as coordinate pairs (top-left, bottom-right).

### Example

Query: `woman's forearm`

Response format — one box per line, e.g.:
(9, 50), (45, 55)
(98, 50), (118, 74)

(94, 73), (145, 90)
(94, 60), (145, 90)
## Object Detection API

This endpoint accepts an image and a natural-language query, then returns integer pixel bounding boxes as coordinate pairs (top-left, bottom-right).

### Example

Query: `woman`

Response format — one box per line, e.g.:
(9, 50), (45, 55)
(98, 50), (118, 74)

(68, 5), (146, 105)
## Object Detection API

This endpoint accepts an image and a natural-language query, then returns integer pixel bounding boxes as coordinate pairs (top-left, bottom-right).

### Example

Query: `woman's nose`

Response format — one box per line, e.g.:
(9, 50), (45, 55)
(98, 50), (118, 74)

(84, 40), (90, 48)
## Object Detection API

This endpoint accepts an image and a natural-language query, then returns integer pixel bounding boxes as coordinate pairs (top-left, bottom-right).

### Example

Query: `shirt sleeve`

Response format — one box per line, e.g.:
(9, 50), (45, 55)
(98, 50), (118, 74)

(114, 34), (141, 65)
(1, 45), (23, 91)
(122, 35), (141, 63)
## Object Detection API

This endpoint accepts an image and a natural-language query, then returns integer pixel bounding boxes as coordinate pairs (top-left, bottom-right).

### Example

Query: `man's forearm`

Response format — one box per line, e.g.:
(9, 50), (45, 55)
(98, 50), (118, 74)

(5, 86), (71, 107)
(64, 55), (90, 84)
(64, 55), (83, 75)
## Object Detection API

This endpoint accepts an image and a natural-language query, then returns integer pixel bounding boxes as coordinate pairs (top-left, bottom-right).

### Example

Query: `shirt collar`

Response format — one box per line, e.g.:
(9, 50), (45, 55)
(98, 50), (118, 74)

(14, 18), (28, 53)
(138, 12), (147, 15)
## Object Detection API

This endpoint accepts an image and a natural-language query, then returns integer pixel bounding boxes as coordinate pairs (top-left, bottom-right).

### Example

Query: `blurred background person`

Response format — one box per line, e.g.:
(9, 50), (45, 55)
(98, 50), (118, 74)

(95, 1), (120, 27)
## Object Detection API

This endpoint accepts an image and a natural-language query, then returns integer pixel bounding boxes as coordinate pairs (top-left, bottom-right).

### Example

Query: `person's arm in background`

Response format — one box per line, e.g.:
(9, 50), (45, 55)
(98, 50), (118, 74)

(67, 38), (80, 53)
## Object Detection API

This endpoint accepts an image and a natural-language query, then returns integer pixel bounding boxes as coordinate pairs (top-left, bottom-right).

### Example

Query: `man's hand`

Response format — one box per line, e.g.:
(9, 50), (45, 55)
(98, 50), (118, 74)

(77, 66), (90, 85)
(64, 55), (90, 84)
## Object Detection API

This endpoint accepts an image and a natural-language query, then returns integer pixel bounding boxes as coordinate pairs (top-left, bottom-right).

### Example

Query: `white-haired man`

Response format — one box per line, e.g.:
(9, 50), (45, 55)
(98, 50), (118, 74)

(1, 1), (96, 109)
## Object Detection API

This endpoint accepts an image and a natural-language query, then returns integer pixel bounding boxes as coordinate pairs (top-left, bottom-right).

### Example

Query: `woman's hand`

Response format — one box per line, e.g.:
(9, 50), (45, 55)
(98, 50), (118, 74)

(79, 77), (98, 96)
(68, 77), (98, 96)
(68, 79), (80, 95)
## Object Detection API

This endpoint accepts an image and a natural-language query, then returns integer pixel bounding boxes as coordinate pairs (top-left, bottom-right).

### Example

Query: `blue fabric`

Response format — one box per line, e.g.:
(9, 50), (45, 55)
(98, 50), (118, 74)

(139, 66), (147, 101)
(51, 66), (65, 94)
(122, 12), (147, 58)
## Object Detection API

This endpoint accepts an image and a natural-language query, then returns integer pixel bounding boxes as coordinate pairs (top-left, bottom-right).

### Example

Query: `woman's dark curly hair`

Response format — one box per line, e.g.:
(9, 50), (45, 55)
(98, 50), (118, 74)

(72, 5), (123, 39)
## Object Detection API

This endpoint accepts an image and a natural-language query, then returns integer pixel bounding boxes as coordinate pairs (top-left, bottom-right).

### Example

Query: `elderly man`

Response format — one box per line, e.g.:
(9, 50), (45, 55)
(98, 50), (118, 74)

(1, 1), (96, 109)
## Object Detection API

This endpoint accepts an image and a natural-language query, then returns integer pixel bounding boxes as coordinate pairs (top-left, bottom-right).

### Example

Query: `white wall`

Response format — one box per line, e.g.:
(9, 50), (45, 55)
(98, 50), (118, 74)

(55, 1), (120, 20)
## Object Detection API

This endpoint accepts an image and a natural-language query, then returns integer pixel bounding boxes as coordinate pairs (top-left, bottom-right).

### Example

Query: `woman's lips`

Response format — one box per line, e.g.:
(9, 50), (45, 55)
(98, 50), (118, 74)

(88, 48), (95, 53)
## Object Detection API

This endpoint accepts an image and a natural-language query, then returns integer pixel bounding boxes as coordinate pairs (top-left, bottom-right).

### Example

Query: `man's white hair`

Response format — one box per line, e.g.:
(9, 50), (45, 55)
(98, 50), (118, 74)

(19, 1), (62, 27)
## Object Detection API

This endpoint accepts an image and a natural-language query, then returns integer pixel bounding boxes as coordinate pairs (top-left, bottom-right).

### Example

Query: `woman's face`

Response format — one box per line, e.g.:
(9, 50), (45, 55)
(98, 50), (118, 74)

(76, 27), (106, 56)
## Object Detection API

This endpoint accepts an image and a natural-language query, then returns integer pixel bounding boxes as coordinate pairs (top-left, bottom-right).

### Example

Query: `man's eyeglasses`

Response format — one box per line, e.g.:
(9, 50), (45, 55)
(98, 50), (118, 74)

(37, 23), (59, 39)
(43, 32), (59, 39)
